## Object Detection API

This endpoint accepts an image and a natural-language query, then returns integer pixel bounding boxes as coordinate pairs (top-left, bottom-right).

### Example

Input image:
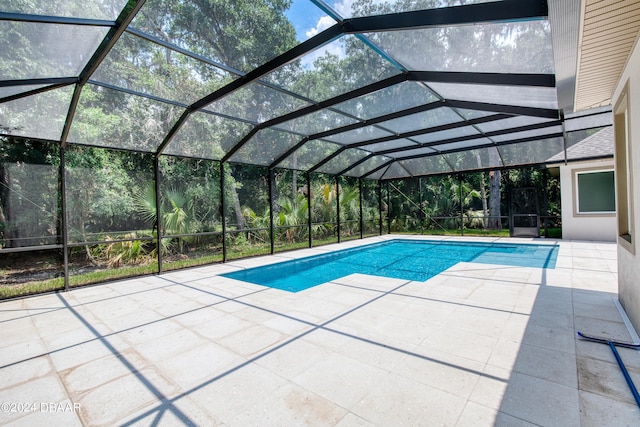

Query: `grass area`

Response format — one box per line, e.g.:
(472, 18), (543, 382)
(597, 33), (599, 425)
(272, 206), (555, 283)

(162, 254), (224, 271)
(341, 234), (363, 242)
(69, 264), (158, 287)
(0, 277), (65, 299)
(274, 240), (311, 253)
(460, 229), (511, 237)
(396, 228), (511, 237)
(311, 237), (339, 246)
(543, 228), (562, 239)
(226, 244), (271, 260)
(399, 228), (562, 238)
(229, 236), (347, 257)
(0, 263), (159, 299)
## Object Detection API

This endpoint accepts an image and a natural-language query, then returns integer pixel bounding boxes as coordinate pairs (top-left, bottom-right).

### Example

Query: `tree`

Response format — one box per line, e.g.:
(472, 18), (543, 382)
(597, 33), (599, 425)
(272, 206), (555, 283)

(488, 169), (502, 229)
(0, 137), (59, 248)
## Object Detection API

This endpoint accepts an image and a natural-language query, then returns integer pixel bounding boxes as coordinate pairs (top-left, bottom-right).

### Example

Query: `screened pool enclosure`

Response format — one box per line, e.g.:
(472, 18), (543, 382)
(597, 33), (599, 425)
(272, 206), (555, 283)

(0, 0), (613, 298)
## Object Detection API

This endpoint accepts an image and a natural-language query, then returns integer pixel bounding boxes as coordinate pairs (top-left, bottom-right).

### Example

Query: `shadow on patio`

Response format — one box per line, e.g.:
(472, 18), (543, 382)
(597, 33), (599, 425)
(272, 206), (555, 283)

(0, 238), (637, 426)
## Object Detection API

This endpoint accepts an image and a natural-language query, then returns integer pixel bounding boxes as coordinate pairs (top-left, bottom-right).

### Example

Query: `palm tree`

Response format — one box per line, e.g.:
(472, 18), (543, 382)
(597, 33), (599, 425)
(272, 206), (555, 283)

(133, 184), (200, 254)
(275, 193), (308, 243)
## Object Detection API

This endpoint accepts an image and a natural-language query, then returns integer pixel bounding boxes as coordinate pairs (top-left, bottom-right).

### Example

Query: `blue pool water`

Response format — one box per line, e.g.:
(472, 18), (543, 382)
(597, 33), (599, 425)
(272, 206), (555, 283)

(222, 239), (559, 292)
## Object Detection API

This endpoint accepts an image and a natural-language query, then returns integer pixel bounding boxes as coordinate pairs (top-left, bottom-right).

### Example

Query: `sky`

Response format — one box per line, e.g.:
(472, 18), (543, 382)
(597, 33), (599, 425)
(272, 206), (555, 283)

(284, 0), (360, 68)
(285, 0), (358, 40)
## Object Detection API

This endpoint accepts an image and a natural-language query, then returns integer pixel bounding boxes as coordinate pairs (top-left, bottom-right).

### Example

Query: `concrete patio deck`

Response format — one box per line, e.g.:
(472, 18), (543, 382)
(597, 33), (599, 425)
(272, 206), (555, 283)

(0, 235), (638, 426)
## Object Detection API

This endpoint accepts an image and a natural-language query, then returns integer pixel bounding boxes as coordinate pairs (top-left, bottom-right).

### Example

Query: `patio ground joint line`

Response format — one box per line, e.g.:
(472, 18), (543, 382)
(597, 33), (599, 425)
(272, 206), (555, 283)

(54, 292), (197, 425)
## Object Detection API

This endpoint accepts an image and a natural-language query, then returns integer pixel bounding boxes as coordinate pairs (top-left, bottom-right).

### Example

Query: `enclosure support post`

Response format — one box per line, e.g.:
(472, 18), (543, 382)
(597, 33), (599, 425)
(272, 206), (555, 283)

(307, 172), (312, 248)
(542, 168), (549, 238)
(459, 174), (464, 236)
(359, 179), (364, 239)
(60, 145), (69, 291)
(220, 162), (227, 262)
(336, 176), (341, 243)
(268, 169), (275, 255)
(268, 169), (275, 254)
(507, 174), (513, 236)
(378, 180), (383, 235)
(154, 156), (163, 274)
(418, 177), (423, 235)
(386, 181), (391, 235)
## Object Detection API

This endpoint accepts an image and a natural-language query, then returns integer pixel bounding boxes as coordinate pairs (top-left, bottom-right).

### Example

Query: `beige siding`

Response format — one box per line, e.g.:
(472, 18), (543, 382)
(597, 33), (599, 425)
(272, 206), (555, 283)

(612, 34), (640, 332)
(575, 0), (640, 110)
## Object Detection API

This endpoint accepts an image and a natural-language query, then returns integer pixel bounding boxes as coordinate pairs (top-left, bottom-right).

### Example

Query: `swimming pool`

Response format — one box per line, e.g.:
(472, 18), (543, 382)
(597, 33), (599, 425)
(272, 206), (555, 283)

(222, 239), (559, 292)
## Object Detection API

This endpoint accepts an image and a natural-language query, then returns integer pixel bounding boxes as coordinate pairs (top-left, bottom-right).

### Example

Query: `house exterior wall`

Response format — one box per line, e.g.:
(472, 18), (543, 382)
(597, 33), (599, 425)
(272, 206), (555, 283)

(612, 35), (640, 332)
(559, 160), (616, 242)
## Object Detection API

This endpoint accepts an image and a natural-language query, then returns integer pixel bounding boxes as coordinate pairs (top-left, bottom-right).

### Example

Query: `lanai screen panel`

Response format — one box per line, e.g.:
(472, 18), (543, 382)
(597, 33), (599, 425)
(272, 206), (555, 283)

(229, 128), (304, 166)
(412, 126), (480, 144)
(427, 83), (559, 110)
(431, 137), (493, 152)
(362, 139), (419, 153)
(91, 32), (234, 106)
(386, 146), (438, 159)
(499, 137), (565, 166)
(443, 146), (503, 171)
(277, 139), (341, 171)
(128, 0), (327, 74)
(0, 21), (109, 80)
(333, 82), (438, 120)
(65, 147), (154, 243)
(323, 126), (394, 145)
(0, 0), (129, 20)
(0, 138), (60, 248)
(564, 107), (613, 132)
(164, 112), (252, 160)
(457, 109), (498, 120)
(332, 0), (501, 18)
(366, 165), (390, 180)
(260, 34), (401, 102)
(491, 125), (563, 143)
(376, 107), (464, 134)
(342, 155), (393, 178)
(0, 86), (74, 141)
(1, 0), (608, 181)
(316, 149), (371, 175)
(399, 155), (453, 176)
(203, 82), (311, 124)
(368, 21), (554, 73)
(381, 162), (412, 180)
(475, 116), (557, 133)
(273, 109), (358, 135)
(67, 84), (185, 152)
(1, 85), (47, 100)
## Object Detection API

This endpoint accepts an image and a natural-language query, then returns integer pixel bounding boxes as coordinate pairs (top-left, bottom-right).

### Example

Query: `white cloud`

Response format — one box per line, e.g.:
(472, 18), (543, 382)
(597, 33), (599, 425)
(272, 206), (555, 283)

(297, 0), (364, 68)
(305, 15), (336, 38)
(333, 0), (357, 18)
(301, 39), (345, 69)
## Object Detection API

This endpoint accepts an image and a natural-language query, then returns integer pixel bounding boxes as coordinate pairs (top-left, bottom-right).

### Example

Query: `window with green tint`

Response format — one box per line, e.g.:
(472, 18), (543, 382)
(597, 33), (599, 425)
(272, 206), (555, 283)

(577, 170), (615, 214)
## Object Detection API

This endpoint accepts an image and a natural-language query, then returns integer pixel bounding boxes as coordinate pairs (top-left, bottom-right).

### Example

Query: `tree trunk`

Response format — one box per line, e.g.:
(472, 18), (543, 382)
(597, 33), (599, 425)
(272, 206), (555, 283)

(475, 152), (488, 229)
(488, 170), (502, 230)
(290, 132), (298, 196)
(223, 166), (246, 231)
(231, 184), (245, 230)
(480, 172), (488, 230)
(78, 183), (98, 265)
(0, 164), (13, 247)
(271, 171), (279, 215)
(292, 153), (298, 196)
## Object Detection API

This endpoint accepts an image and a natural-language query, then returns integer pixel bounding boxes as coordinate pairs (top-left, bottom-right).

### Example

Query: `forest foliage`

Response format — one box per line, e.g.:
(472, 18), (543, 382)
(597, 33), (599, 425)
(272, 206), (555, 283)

(1, 0), (563, 286)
